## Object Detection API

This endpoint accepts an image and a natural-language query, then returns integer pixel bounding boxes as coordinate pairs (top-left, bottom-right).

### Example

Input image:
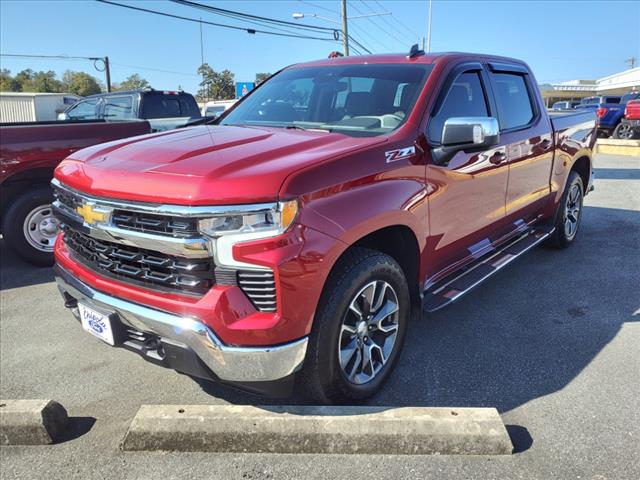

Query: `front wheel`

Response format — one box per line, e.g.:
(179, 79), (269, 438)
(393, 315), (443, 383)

(300, 247), (410, 404)
(546, 171), (584, 249)
(2, 186), (58, 266)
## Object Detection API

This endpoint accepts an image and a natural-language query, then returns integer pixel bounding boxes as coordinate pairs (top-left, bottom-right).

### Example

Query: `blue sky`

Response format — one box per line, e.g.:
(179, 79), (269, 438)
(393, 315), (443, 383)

(1, 0), (639, 93)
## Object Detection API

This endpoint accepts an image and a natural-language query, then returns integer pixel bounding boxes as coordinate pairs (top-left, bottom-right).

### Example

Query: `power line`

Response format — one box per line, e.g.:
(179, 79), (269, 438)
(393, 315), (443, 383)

(359, 0), (415, 45)
(296, 0), (340, 15)
(96, 0), (338, 42)
(372, 0), (419, 41)
(171, 0), (338, 33)
(350, 2), (406, 50)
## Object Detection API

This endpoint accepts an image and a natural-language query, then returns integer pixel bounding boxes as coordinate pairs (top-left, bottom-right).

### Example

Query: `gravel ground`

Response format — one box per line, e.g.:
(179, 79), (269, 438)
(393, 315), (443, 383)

(1, 153), (639, 479)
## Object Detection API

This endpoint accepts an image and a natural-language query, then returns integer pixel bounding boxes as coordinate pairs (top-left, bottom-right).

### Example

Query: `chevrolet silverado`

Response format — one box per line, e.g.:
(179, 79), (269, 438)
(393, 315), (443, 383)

(52, 49), (596, 403)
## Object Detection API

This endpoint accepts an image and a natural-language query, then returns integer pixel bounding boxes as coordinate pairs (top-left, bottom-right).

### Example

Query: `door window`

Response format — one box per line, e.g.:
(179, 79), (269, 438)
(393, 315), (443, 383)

(490, 73), (535, 130)
(428, 72), (488, 142)
(65, 98), (100, 120)
(103, 96), (134, 119)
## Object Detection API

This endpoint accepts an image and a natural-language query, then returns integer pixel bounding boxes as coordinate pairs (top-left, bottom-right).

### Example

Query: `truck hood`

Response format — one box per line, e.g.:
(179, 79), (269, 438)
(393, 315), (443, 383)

(55, 125), (381, 205)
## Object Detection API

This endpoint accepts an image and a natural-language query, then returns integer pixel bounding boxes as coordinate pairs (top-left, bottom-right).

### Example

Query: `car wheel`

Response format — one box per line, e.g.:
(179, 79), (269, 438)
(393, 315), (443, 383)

(300, 247), (410, 404)
(2, 186), (58, 266)
(546, 171), (584, 249)
(613, 123), (636, 140)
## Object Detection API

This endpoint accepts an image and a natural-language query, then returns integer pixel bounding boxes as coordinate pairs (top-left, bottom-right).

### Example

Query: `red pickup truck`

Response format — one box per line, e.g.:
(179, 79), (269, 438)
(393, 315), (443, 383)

(0, 120), (151, 264)
(52, 51), (596, 402)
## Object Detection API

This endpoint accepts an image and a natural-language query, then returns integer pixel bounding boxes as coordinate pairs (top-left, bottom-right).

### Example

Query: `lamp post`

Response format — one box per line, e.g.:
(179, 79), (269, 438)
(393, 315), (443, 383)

(292, 3), (390, 56)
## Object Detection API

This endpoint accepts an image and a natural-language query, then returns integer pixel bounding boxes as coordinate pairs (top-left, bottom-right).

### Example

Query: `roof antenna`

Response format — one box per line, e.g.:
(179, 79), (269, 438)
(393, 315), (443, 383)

(407, 44), (425, 58)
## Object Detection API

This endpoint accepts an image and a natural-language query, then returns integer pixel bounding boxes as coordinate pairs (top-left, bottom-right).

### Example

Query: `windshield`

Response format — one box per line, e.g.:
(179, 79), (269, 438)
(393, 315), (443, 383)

(220, 64), (433, 137)
(621, 92), (640, 104)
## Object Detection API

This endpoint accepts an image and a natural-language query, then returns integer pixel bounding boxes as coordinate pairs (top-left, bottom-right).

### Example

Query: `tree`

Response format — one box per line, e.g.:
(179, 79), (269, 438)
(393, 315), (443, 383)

(29, 70), (63, 92)
(61, 71), (102, 96)
(197, 63), (235, 101)
(115, 73), (151, 91)
(255, 72), (271, 85)
(0, 69), (20, 91)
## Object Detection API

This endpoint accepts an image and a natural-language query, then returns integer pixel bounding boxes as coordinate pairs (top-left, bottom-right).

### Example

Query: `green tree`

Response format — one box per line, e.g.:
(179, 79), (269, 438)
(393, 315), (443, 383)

(0, 69), (21, 91)
(197, 63), (235, 101)
(61, 71), (102, 96)
(29, 70), (63, 92)
(255, 72), (271, 85)
(115, 73), (151, 91)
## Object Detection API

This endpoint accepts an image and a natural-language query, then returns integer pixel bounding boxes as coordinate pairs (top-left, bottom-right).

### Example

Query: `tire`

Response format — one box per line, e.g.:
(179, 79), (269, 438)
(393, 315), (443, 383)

(2, 186), (58, 266)
(546, 171), (584, 249)
(299, 247), (410, 404)
(612, 122), (636, 140)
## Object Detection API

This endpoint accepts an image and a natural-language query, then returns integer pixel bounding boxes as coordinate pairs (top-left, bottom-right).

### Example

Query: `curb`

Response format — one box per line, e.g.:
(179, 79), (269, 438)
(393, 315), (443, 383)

(122, 405), (513, 455)
(596, 139), (640, 156)
(0, 399), (68, 445)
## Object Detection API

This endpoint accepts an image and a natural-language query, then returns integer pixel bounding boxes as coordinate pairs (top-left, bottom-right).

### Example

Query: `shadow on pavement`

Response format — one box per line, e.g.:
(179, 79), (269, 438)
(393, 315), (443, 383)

(505, 425), (533, 454)
(56, 417), (97, 444)
(0, 240), (55, 290)
(594, 168), (640, 180)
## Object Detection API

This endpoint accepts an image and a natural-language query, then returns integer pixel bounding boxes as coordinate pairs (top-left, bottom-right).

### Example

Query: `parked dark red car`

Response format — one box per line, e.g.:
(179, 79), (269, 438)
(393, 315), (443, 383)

(0, 120), (151, 264)
(52, 51), (596, 402)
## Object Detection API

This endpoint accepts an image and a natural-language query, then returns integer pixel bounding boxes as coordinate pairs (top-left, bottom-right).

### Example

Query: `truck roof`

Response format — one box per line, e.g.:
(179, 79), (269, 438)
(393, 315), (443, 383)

(291, 51), (529, 69)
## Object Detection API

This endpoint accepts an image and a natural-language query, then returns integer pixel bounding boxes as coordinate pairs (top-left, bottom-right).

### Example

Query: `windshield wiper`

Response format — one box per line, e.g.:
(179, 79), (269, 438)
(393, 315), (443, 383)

(285, 124), (332, 133)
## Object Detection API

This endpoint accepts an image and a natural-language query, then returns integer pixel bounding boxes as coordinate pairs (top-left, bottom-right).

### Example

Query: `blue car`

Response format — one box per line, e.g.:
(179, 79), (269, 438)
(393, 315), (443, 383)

(576, 93), (640, 138)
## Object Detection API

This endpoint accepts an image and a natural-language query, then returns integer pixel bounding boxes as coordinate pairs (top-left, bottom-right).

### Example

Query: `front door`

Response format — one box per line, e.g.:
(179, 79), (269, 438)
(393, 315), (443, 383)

(424, 66), (510, 281)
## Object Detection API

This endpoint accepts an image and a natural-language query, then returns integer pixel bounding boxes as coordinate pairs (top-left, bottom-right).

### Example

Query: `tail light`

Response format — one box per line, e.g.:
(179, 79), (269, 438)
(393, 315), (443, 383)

(596, 108), (608, 118)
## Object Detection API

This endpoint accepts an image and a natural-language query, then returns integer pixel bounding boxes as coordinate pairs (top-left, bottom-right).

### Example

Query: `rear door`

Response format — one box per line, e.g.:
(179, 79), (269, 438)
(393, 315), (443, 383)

(488, 64), (554, 222)
(425, 62), (510, 278)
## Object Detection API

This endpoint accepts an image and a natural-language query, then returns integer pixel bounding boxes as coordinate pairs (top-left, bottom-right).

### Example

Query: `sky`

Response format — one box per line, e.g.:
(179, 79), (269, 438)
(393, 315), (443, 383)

(1, 0), (639, 94)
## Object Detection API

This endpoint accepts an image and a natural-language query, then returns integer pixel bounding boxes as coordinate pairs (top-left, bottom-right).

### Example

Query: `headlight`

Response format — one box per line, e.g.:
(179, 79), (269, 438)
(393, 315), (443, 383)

(198, 199), (298, 269)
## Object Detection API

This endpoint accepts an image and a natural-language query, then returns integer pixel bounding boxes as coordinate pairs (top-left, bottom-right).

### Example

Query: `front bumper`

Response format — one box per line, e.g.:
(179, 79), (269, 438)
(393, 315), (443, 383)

(55, 264), (308, 385)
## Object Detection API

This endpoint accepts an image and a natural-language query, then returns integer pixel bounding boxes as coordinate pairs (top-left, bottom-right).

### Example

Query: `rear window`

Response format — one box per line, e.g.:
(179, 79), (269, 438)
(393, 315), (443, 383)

(490, 72), (535, 130)
(103, 95), (134, 119)
(142, 94), (201, 119)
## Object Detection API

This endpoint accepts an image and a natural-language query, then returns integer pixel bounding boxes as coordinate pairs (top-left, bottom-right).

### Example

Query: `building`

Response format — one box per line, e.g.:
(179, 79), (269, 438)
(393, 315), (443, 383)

(0, 92), (79, 122)
(539, 67), (640, 106)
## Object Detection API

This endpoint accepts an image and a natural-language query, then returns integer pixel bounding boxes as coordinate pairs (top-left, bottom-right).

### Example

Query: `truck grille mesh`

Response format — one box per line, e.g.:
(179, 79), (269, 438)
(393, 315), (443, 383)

(112, 210), (199, 238)
(63, 227), (214, 295)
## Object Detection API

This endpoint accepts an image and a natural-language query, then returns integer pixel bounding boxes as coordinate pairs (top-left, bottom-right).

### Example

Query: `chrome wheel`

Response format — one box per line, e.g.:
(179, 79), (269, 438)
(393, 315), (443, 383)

(22, 204), (59, 252)
(615, 124), (634, 140)
(338, 280), (400, 385)
(563, 184), (582, 239)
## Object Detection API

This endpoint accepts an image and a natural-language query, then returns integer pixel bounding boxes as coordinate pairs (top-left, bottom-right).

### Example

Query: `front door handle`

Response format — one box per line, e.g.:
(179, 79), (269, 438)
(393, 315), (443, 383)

(489, 151), (507, 165)
(540, 139), (552, 151)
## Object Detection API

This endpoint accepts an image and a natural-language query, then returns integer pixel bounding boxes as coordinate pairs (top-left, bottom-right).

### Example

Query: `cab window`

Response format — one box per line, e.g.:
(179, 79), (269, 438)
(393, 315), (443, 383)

(65, 98), (100, 120)
(428, 71), (488, 142)
(490, 72), (535, 130)
(103, 96), (134, 119)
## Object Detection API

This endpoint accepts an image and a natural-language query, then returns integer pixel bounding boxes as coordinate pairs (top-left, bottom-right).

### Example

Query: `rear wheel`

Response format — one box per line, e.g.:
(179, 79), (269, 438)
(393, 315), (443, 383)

(613, 122), (636, 140)
(546, 171), (584, 249)
(300, 247), (410, 404)
(2, 186), (58, 266)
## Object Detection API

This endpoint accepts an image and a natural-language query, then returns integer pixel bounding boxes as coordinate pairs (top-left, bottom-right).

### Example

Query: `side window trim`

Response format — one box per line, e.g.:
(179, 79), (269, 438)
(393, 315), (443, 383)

(427, 61), (494, 145)
(486, 66), (540, 134)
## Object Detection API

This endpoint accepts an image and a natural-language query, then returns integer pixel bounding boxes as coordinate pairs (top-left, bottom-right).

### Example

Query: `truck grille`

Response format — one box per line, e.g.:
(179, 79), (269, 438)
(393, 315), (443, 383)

(237, 271), (277, 313)
(112, 210), (199, 238)
(63, 227), (214, 295)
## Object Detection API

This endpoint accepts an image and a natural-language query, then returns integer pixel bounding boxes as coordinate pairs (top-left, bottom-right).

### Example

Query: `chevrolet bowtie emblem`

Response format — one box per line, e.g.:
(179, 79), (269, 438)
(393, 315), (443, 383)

(76, 204), (108, 225)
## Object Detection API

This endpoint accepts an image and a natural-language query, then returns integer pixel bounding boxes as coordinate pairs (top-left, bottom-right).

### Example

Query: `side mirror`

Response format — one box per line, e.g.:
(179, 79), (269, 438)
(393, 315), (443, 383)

(432, 116), (500, 165)
(57, 112), (68, 121)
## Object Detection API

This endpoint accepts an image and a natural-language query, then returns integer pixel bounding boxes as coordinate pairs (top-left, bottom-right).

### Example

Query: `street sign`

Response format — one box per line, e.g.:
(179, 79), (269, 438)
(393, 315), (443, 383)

(236, 82), (255, 99)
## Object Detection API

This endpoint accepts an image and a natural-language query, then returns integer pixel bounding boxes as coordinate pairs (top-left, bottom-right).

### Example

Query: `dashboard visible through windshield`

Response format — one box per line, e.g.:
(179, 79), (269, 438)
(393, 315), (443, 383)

(220, 64), (433, 137)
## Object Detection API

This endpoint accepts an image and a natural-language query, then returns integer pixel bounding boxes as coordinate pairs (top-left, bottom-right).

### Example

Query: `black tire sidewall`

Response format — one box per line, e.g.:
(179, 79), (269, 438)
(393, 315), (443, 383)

(305, 249), (410, 403)
(552, 172), (584, 248)
(2, 186), (55, 266)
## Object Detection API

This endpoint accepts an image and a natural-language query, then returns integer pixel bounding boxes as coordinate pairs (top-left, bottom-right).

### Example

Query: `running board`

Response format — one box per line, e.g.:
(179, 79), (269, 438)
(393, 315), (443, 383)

(422, 226), (554, 313)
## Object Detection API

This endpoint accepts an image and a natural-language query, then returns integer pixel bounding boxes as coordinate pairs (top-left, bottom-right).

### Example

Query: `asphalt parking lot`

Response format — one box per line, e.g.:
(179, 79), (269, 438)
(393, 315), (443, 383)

(1, 153), (638, 480)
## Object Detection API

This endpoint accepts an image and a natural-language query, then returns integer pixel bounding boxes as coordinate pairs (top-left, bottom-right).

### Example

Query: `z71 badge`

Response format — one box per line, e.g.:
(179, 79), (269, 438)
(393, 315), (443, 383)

(385, 146), (416, 163)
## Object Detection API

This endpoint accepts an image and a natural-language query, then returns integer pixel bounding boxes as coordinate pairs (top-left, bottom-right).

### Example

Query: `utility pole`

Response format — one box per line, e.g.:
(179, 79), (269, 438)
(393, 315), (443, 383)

(200, 18), (205, 99)
(426, 0), (433, 52)
(104, 56), (111, 92)
(341, 0), (349, 56)
(626, 56), (637, 69)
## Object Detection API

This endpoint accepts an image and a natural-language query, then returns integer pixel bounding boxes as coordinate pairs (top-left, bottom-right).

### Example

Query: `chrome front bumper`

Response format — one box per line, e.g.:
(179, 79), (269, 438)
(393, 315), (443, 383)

(54, 265), (308, 383)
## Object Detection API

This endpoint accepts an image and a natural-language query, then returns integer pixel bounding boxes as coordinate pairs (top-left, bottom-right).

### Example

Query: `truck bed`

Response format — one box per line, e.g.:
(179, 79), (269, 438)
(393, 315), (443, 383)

(549, 109), (596, 132)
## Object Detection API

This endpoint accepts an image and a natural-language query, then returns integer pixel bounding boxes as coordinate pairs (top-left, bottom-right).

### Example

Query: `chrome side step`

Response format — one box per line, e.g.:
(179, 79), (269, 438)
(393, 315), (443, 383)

(422, 225), (554, 313)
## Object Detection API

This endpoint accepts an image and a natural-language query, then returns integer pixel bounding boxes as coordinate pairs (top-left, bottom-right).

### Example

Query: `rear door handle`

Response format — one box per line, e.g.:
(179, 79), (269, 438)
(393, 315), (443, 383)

(489, 151), (507, 165)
